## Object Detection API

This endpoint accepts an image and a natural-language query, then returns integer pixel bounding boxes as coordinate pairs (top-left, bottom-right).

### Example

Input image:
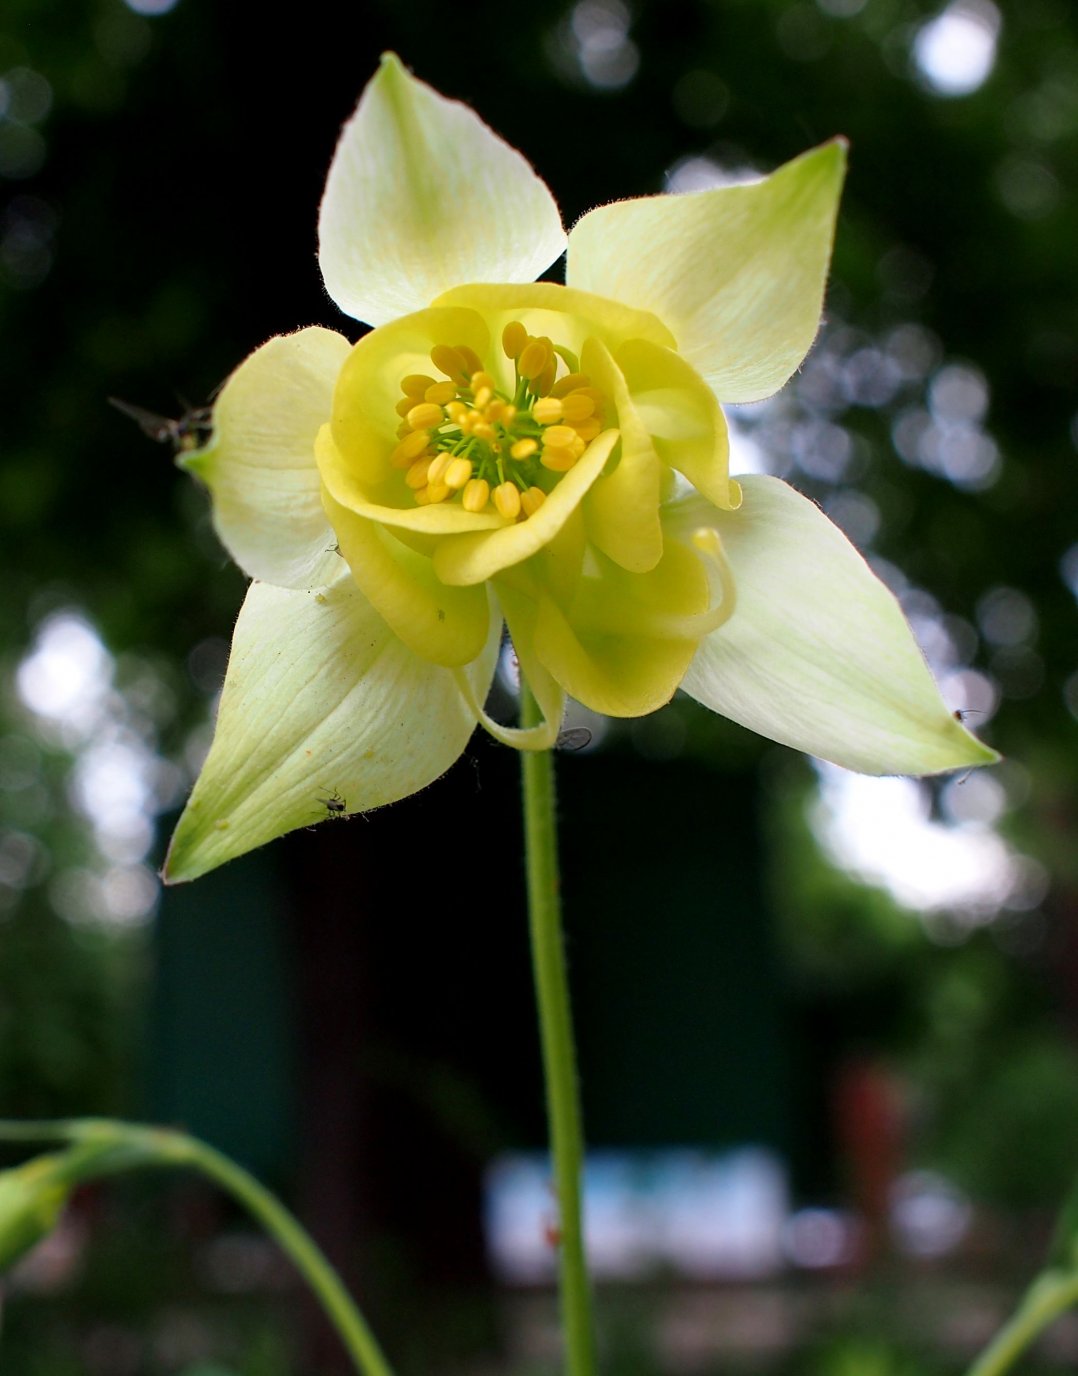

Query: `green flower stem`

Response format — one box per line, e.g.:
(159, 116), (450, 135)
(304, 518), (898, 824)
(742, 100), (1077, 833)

(0, 1119), (394, 1376)
(519, 682), (597, 1376)
(967, 1269), (1078, 1376)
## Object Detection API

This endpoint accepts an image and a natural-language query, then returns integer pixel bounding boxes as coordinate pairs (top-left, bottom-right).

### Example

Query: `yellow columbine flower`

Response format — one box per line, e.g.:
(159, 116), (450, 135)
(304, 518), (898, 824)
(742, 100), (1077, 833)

(163, 54), (996, 882)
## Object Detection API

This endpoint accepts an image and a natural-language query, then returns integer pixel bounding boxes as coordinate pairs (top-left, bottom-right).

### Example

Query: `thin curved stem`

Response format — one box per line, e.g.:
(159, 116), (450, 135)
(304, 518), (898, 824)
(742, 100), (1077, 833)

(519, 681), (597, 1376)
(0, 1120), (394, 1376)
(966, 1269), (1078, 1376)
(168, 1133), (395, 1376)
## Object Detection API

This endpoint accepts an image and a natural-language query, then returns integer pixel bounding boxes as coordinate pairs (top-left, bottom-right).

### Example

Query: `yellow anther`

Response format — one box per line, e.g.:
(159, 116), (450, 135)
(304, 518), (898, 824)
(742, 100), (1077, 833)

(518, 339), (550, 381)
(401, 373), (436, 397)
(502, 320), (527, 359)
(533, 397), (563, 425)
(390, 429), (432, 467)
(535, 361), (557, 396)
(462, 477), (490, 512)
(520, 486), (546, 517)
(455, 344), (483, 376)
(427, 452), (452, 487)
(561, 393), (596, 423)
(424, 380), (458, 406)
(445, 456), (473, 489)
(405, 457), (433, 489)
(396, 331), (610, 512)
(540, 445), (578, 473)
(431, 344), (469, 382)
(551, 372), (591, 398)
(493, 482), (522, 519)
(541, 425), (582, 452)
(407, 402), (445, 431)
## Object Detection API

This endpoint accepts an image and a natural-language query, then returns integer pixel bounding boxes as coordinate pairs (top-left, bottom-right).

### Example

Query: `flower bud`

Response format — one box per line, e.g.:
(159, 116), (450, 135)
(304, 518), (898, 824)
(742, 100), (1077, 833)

(0, 1154), (71, 1270)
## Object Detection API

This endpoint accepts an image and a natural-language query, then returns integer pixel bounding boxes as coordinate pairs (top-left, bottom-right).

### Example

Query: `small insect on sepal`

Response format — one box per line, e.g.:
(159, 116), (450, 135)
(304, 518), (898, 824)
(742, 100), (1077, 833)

(317, 789), (348, 817)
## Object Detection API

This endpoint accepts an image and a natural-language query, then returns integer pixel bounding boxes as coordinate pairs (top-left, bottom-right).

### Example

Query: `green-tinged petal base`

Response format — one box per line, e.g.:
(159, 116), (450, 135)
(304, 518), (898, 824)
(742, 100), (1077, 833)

(671, 476), (999, 775)
(163, 573), (499, 882)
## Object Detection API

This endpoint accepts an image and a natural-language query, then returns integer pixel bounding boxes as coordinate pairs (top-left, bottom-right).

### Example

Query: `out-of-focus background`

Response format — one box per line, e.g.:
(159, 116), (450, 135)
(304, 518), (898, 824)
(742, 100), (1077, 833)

(1, 0), (1077, 1371)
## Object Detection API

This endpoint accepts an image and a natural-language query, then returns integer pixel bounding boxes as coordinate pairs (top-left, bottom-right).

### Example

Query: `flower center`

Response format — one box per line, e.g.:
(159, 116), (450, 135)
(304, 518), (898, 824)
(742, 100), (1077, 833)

(389, 320), (608, 521)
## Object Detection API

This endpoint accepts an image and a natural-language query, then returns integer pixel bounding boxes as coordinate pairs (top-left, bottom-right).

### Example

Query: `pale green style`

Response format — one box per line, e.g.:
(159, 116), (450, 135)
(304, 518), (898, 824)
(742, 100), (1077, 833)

(164, 53), (995, 883)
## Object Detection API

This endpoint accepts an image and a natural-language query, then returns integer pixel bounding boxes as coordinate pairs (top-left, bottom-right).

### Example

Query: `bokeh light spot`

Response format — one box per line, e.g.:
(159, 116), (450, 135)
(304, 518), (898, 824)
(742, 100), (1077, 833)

(912, 0), (1000, 97)
(568, 0), (639, 90)
(122, 0), (180, 14)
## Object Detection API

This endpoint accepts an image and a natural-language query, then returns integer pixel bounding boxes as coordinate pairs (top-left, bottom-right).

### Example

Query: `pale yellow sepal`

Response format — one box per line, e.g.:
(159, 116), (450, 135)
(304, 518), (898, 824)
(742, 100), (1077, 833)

(567, 140), (847, 404)
(163, 572), (498, 883)
(671, 476), (1000, 775)
(182, 327), (351, 589)
(318, 54), (567, 327)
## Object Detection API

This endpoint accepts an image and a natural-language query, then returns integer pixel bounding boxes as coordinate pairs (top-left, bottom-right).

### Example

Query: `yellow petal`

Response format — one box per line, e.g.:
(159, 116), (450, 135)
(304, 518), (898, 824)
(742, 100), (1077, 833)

(432, 282), (676, 359)
(529, 598), (697, 720)
(499, 542), (709, 719)
(578, 337), (663, 573)
(613, 337), (740, 512)
(476, 584), (568, 751)
(323, 487), (490, 667)
(318, 428), (503, 535)
(432, 430), (619, 587)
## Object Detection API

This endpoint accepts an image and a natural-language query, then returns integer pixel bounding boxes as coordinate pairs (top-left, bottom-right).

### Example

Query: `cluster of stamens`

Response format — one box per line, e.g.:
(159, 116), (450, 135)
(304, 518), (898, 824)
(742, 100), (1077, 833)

(389, 320), (607, 520)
